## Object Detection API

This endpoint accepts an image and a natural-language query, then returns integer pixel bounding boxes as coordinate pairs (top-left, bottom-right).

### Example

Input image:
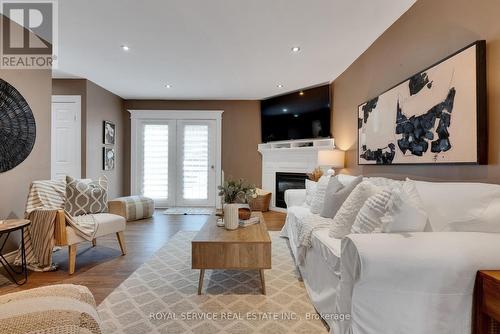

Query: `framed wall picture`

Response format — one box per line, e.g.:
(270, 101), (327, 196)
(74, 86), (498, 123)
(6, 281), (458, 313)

(103, 120), (116, 145)
(103, 147), (115, 170)
(358, 40), (487, 165)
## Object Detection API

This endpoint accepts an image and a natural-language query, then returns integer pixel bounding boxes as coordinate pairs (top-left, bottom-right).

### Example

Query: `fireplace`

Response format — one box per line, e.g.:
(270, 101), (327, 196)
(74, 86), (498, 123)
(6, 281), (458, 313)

(275, 172), (308, 208)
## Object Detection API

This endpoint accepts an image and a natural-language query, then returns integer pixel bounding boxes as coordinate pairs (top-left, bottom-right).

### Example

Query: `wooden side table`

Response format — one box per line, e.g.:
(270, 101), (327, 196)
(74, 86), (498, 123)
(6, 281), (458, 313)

(0, 219), (30, 285)
(475, 270), (500, 334)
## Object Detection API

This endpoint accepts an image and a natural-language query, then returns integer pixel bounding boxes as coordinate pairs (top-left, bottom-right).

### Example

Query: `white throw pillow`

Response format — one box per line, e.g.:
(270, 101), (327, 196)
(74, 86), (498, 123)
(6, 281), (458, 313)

(381, 180), (428, 233)
(329, 181), (380, 239)
(351, 187), (396, 234)
(310, 175), (330, 214)
(305, 179), (318, 206)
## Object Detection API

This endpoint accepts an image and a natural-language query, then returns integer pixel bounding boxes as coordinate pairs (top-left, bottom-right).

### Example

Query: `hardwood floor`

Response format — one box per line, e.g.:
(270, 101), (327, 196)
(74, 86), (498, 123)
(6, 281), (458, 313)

(0, 210), (286, 304)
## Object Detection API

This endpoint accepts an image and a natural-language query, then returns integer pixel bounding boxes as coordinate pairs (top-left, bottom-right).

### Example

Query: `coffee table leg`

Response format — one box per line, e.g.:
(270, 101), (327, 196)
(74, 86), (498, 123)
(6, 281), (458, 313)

(197, 269), (205, 295)
(259, 269), (266, 295)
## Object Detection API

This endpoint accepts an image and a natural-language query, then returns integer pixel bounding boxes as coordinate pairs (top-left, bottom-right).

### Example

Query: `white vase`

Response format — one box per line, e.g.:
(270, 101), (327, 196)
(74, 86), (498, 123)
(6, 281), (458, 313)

(224, 204), (239, 230)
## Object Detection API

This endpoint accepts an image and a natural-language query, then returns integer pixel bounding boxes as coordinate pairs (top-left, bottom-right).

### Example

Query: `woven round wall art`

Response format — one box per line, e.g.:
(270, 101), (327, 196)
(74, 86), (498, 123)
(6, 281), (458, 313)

(0, 79), (36, 173)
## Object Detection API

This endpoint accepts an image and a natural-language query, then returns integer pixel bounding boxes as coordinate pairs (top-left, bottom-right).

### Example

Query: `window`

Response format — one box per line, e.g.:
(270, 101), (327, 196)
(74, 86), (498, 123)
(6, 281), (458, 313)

(142, 124), (169, 199)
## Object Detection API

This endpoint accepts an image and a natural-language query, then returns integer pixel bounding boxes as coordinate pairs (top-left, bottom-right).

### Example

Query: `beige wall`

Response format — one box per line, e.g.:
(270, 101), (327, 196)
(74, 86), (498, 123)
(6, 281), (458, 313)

(332, 0), (500, 182)
(86, 81), (126, 199)
(123, 100), (262, 193)
(52, 79), (126, 199)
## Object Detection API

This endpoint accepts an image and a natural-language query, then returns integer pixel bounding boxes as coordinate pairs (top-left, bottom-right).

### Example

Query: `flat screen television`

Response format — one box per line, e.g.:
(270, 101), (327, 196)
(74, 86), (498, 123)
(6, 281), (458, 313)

(261, 84), (331, 142)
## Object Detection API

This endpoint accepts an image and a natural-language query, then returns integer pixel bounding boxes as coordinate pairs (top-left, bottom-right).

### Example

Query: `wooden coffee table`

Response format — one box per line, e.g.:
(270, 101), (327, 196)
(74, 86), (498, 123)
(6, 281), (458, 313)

(191, 212), (271, 295)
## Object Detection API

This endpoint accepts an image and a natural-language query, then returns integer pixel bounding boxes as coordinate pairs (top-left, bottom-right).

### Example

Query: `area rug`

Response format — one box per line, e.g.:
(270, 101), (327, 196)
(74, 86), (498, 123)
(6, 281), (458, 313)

(163, 208), (215, 215)
(98, 231), (328, 334)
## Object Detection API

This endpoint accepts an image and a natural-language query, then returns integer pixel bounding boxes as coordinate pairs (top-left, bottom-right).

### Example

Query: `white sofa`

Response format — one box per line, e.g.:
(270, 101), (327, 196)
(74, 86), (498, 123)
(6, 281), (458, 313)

(281, 175), (500, 334)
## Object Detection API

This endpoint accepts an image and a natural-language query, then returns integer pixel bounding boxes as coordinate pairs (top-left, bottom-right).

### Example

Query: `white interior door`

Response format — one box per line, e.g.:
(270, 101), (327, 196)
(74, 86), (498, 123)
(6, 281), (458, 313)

(176, 120), (216, 207)
(51, 96), (81, 180)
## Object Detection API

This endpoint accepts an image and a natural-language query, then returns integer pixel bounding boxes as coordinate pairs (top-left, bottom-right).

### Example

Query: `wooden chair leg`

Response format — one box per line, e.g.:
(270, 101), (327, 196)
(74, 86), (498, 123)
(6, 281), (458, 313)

(68, 244), (77, 275)
(92, 238), (96, 247)
(116, 231), (127, 255)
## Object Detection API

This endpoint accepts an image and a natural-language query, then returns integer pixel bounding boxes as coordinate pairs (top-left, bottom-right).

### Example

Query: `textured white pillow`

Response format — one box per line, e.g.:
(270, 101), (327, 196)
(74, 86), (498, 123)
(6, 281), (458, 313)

(381, 180), (428, 233)
(351, 187), (396, 234)
(310, 175), (330, 214)
(305, 179), (318, 206)
(329, 181), (380, 239)
(364, 176), (403, 188)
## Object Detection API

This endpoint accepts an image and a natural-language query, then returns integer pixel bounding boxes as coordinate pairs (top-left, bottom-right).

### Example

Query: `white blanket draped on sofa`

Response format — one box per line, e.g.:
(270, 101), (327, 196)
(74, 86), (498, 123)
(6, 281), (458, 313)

(334, 232), (500, 334)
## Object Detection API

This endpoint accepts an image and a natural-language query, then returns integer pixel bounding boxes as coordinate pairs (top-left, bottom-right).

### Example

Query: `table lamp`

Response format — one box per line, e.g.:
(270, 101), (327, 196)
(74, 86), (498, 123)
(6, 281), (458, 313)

(318, 149), (345, 176)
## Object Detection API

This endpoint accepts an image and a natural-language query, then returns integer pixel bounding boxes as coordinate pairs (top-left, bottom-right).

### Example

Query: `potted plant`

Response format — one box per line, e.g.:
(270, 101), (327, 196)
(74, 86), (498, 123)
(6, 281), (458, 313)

(218, 179), (256, 230)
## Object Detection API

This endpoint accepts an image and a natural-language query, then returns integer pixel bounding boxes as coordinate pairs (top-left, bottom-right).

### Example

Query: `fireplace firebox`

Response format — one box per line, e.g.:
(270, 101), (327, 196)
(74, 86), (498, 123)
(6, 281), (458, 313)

(275, 172), (308, 208)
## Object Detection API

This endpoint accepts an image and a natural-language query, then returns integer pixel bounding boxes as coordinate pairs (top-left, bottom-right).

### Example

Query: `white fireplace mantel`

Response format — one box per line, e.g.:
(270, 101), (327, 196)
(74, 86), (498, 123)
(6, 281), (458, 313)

(258, 138), (335, 212)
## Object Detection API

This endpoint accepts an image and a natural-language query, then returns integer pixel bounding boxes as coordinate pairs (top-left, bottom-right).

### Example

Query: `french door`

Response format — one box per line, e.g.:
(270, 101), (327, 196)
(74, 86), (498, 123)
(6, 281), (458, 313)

(137, 119), (217, 207)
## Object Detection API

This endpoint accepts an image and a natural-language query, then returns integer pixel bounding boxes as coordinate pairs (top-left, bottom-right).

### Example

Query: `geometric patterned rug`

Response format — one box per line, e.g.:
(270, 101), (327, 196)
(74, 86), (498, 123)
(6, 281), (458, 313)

(98, 231), (328, 333)
(163, 208), (215, 215)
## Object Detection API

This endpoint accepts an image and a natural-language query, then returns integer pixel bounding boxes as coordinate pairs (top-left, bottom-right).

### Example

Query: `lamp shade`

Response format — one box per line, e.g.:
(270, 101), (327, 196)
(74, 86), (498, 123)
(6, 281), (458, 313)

(318, 149), (345, 169)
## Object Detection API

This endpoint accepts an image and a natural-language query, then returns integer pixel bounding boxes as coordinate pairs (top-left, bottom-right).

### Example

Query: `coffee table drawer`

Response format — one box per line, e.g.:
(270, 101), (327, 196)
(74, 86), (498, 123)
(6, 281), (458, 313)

(192, 242), (271, 269)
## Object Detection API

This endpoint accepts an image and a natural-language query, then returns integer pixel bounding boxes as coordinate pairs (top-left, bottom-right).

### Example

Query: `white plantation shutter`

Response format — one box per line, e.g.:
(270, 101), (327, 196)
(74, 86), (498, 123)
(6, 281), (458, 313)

(142, 124), (169, 199)
(182, 124), (209, 199)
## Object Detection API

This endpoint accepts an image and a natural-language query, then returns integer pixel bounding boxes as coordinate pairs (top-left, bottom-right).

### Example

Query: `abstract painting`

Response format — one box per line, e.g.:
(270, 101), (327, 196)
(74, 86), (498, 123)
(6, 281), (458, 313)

(358, 41), (487, 165)
(103, 120), (115, 145)
(103, 147), (115, 170)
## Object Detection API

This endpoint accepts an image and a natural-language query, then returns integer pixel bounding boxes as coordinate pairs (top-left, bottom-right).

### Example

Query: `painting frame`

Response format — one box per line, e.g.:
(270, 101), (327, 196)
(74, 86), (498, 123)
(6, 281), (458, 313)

(357, 40), (487, 166)
(103, 147), (115, 171)
(103, 120), (116, 145)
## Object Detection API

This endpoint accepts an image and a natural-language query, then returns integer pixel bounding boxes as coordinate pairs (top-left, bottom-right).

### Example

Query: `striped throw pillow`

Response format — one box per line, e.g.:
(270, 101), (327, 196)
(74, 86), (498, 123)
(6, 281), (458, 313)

(65, 176), (107, 216)
(351, 187), (395, 234)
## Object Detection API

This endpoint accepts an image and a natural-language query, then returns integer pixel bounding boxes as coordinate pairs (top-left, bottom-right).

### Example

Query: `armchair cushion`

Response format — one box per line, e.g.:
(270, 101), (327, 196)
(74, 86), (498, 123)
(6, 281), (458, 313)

(66, 213), (125, 245)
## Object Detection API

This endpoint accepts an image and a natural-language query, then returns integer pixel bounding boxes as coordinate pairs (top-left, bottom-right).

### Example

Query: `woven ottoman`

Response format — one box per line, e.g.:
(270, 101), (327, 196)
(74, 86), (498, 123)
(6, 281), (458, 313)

(108, 196), (155, 221)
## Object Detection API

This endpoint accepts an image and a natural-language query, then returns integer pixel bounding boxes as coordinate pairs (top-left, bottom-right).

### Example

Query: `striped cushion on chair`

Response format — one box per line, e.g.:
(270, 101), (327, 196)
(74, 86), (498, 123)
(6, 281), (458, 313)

(108, 196), (154, 221)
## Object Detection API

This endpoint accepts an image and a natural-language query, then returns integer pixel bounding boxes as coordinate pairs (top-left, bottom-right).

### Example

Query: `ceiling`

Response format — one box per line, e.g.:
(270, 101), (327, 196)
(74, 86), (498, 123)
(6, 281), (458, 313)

(54, 0), (416, 100)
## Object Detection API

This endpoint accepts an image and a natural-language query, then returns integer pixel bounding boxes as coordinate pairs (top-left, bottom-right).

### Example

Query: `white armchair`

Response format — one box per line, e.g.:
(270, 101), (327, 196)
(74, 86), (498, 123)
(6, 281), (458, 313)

(54, 209), (126, 274)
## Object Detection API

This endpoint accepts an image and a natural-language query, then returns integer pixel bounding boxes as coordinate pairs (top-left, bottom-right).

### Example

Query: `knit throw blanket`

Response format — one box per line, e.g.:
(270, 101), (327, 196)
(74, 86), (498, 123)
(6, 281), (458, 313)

(15, 180), (98, 271)
(0, 284), (102, 333)
(296, 214), (332, 248)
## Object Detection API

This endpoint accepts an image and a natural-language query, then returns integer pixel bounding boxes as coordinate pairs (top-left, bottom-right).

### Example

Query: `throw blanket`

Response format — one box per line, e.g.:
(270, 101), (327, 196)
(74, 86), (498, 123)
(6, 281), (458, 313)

(0, 284), (102, 333)
(15, 180), (98, 271)
(296, 214), (332, 247)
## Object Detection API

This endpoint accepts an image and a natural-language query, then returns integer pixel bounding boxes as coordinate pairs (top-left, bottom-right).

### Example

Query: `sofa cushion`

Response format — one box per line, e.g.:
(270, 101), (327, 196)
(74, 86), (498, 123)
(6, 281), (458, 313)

(320, 176), (345, 218)
(305, 179), (318, 206)
(321, 175), (363, 219)
(330, 180), (379, 238)
(310, 175), (330, 214)
(381, 180), (428, 233)
(351, 187), (395, 234)
(414, 179), (500, 232)
(66, 213), (126, 245)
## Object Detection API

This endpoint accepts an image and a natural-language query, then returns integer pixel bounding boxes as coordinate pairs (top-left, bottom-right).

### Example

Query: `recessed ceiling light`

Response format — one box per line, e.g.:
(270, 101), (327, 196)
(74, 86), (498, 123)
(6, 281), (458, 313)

(165, 84), (172, 88)
(299, 91), (304, 96)
(293, 114), (299, 118)
(283, 108), (288, 112)
(121, 45), (130, 51)
(277, 84), (284, 88)
(291, 46), (301, 53)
